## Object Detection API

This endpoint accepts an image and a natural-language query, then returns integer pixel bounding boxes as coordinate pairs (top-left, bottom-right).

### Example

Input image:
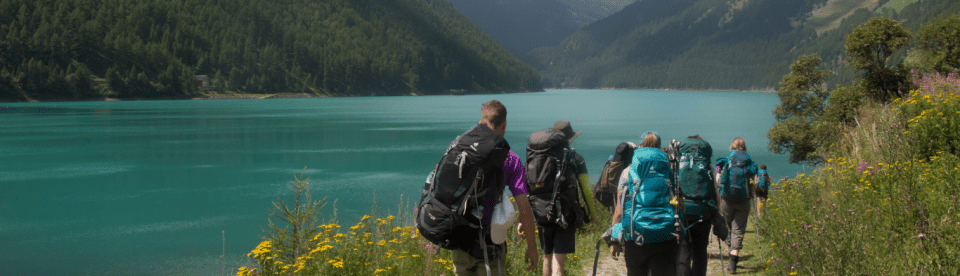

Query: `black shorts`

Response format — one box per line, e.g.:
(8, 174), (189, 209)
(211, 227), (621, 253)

(538, 226), (576, 254)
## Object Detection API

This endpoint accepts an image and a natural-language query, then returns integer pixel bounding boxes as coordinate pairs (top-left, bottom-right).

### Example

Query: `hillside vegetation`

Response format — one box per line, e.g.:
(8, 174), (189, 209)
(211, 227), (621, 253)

(0, 0), (542, 101)
(531, 0), (960, 90)
(760, 9), (960, 273)
(763, 71), (960, 275)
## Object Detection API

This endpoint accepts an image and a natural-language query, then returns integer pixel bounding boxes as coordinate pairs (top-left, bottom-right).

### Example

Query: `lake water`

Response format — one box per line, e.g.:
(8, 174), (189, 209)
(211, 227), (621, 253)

(0, 89), (804, 275)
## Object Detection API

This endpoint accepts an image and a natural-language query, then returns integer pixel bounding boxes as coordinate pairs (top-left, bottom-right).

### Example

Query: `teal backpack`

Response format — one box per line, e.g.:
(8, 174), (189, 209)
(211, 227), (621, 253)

(719, 150), (757, 203)
(677, 137), (716, 218)
(611, 147), (679, 244)
(757, 169), (771, 190)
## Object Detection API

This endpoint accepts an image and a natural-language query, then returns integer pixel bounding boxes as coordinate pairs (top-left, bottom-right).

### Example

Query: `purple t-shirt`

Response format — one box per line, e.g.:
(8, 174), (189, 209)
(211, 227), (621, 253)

(503, 150), (530, 196)
(482, 150), (528, 223)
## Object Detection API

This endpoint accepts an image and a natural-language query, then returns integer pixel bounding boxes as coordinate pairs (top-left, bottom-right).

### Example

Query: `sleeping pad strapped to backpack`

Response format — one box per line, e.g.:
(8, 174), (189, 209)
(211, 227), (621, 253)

(611, 147), (679, 244)
(417, 124), (509, 255)
(525, 128), (586, 229)
(594, 142), (634, 209)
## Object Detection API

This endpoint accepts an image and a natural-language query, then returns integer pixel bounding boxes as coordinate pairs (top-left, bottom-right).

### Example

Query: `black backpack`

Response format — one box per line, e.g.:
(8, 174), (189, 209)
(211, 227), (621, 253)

(416, 124), (509, 253)
(594, 142), (634, 208)
(525, 128), (585, 229)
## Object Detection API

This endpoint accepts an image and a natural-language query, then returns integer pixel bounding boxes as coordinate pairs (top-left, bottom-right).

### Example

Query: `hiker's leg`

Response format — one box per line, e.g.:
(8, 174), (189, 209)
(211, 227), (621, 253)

(551, 253), (566, 276)
(452, 249), (481, 276)
(647, 240), (678, 276)
(539, 226), (556, 276)
(623, 242), (650, 276)
(757, 196), (766, 217)
(730, 201), (751, 254)
(499, 244), (508, 274)
(549, 226), (575, 276)
(542, 254), (552, 276)
(722, 200), (736, 247)
(690, 220), (712, 276)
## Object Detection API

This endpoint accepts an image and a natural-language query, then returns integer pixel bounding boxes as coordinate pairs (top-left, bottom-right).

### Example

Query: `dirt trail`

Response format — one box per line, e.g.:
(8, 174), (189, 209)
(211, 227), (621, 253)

(585, 230), (766, 276)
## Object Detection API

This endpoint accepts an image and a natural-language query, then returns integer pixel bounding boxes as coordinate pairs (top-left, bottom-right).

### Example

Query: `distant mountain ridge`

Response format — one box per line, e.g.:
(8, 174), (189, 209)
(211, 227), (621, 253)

(530, 0), (959, 90)
(443, 0), (635, 64)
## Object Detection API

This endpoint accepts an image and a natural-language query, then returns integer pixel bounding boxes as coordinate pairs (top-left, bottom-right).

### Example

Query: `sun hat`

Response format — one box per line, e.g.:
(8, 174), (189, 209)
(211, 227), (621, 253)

(552, 120), (582, 143)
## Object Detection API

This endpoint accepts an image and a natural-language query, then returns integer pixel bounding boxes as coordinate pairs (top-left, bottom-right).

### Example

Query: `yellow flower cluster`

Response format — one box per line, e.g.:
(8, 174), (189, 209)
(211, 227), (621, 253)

(240, 213), (429, 275)
(327, 257), (344, 268)
(434, 258), (454, 271)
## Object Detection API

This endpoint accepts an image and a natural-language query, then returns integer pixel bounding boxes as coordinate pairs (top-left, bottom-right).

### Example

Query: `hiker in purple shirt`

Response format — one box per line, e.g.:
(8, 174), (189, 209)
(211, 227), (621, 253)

(450, 100), (539, 276)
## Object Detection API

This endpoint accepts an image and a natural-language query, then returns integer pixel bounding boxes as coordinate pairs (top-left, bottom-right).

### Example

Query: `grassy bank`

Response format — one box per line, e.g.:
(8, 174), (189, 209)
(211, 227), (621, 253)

(236, 172), (606, 276)
(762, 72), (960, 275)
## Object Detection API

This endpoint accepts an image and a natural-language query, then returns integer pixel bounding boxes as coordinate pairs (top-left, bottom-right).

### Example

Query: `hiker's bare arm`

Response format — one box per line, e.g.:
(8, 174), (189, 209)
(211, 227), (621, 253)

(612, 189), (623, 225)
(513, 194), (539, 271)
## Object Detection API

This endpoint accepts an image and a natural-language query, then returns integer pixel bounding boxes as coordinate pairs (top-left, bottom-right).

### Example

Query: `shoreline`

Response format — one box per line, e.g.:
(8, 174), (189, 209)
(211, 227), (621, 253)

(551, 87), (777, 93)
(1, 87), (778, 103)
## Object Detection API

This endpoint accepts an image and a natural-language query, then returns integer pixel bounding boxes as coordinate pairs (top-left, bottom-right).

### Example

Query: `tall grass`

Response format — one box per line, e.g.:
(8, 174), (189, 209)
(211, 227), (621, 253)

(236, 175), (615, 276)
(763, 72), (960, 275)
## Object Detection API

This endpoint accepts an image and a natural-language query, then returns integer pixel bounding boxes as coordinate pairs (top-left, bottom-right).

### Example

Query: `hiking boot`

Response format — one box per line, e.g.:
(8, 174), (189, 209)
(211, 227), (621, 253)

(727, 255), (739, 274)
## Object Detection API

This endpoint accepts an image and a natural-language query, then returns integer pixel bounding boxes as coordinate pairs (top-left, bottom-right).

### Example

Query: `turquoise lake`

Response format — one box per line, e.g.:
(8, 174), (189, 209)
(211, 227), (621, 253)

(0, 90), (805, 275)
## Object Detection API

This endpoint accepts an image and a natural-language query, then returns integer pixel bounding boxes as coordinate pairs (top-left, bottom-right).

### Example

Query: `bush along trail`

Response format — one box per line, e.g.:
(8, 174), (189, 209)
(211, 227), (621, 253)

(763, 72), (960, 275)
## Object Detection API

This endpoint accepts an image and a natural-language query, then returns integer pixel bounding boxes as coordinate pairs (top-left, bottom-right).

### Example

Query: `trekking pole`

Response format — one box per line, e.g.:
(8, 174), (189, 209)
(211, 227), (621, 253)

(592, 228), (614, 276)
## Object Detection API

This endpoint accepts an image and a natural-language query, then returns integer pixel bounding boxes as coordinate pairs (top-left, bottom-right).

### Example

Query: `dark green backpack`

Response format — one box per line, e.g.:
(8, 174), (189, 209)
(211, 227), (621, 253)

(678, 137), (713, 199)
(677, 137), (717, 217)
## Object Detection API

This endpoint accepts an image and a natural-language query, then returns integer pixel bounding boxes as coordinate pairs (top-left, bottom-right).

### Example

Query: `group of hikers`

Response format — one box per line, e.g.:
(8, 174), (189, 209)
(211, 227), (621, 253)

(416, 100), (774, 276)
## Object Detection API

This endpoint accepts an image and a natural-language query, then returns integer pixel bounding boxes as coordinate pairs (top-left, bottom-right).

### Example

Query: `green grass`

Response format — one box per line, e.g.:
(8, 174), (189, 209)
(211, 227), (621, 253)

(809, 0), (880, 34)
(877, 0), (918, 14)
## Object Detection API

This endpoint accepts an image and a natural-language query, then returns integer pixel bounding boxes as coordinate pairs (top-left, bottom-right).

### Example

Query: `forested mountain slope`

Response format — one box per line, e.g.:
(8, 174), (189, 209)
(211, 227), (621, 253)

(530, 0), (960, 90)
(443, 0), (634, 65)
(0, 0), (542, 101)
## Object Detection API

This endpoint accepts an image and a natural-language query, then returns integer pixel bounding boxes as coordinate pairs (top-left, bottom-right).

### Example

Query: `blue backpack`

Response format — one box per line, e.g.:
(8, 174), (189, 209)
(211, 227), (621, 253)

(611, 147), (679, 245)
(757, 169), (771, 190)
(719, 150), (757, 203)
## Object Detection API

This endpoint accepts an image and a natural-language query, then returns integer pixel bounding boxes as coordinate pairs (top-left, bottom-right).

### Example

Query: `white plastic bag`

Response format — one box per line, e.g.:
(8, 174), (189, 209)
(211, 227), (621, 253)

(490, 189), (518, 244)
